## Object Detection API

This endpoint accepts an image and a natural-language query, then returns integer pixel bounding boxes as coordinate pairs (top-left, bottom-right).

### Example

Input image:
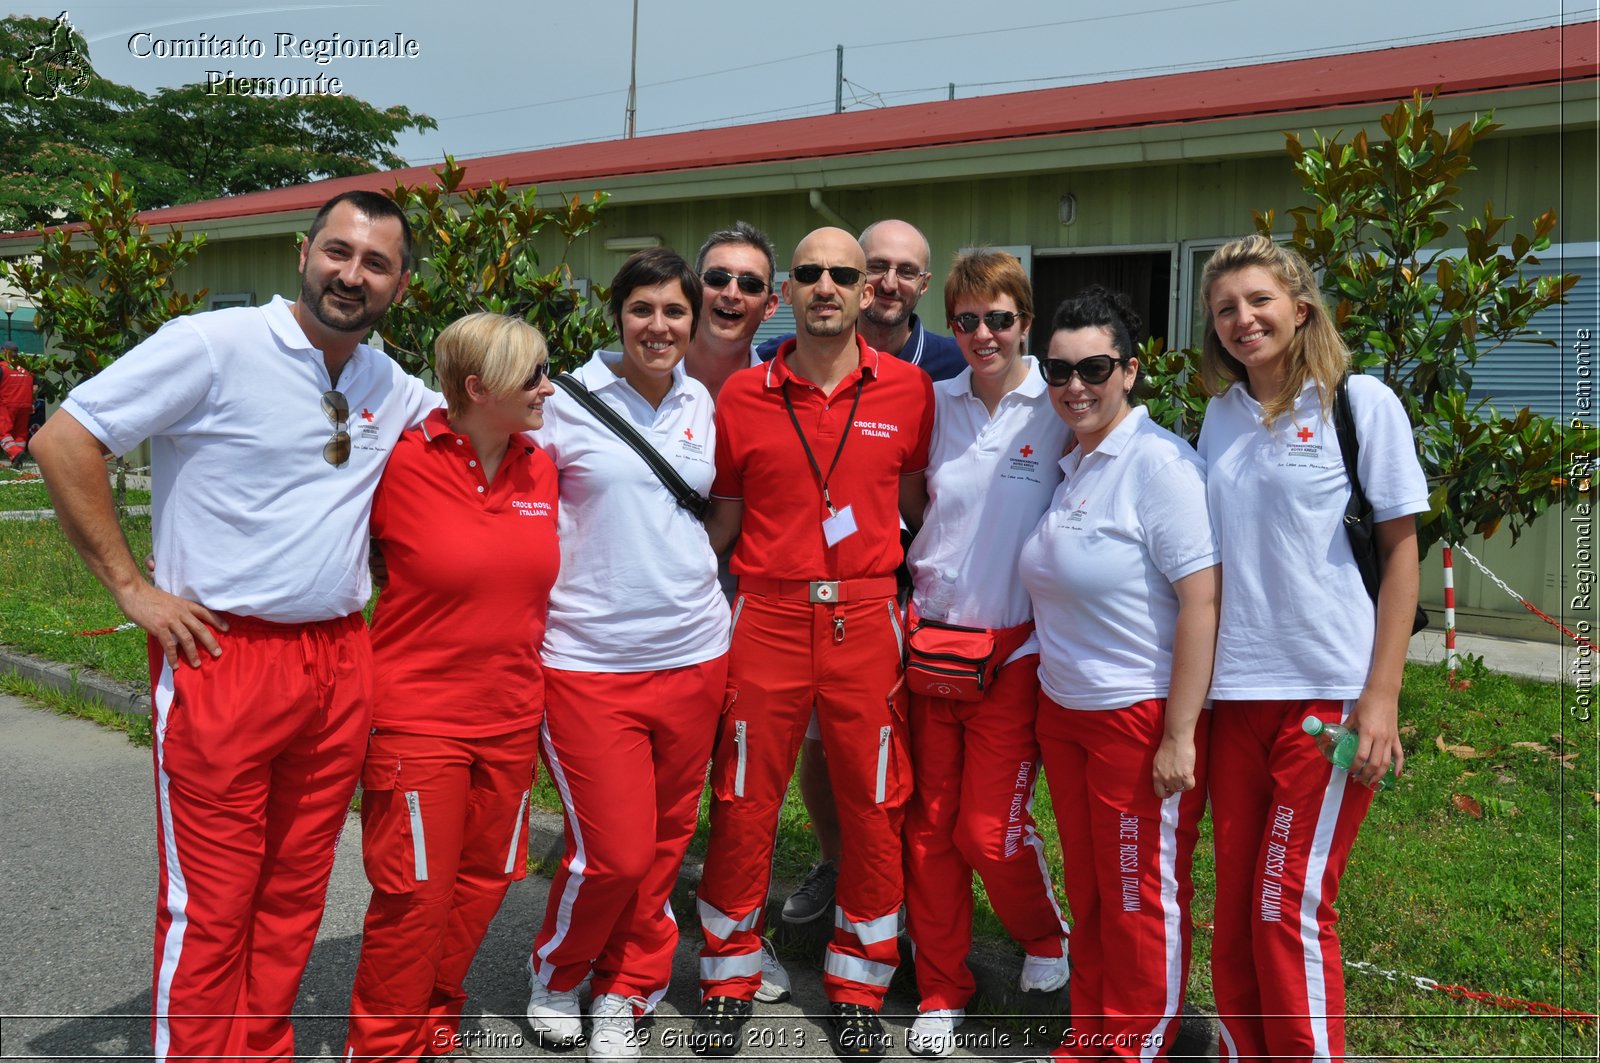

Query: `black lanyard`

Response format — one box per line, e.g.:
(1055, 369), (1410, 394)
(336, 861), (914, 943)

(782, 376), (865, 516)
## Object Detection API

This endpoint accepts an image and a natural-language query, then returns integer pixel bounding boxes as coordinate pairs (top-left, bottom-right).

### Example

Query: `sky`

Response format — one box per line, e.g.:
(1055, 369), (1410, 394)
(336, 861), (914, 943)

(14, 0), (1592, 167)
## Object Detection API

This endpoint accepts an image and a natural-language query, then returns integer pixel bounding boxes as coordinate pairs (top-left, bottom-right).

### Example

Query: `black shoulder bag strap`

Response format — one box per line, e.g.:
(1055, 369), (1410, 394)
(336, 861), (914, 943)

(552, 372), (710, 521)
(1333, 373), (1429, 633)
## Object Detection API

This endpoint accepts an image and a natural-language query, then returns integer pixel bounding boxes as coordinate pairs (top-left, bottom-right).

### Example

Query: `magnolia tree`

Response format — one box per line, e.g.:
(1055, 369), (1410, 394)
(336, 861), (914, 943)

(1144, 92), (1591, 556)
(380, 157), (614, 377)
(0, 171), (207, 404)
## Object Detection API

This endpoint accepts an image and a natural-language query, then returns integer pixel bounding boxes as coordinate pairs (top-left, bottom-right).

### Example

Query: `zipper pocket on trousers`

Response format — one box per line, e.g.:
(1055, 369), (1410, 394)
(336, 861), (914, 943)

(734, 719), (748, 798)
(886, 600), (905, 657)
(874, 725), (891, 804)
(730, 594), (746, 644)
(405, 790), (429, 882)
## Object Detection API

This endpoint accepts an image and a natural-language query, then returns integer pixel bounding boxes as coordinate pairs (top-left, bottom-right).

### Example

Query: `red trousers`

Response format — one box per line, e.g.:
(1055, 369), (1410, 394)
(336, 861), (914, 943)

(1209, 699), (1374, 1063)
(698, 590), (910, 1008)
(533, 658), (726, 1003)
(1036, 698), (1209, 1061)
(1, 402), (27, 458)
(344, 727), (539, 1061)
(903, 654), (1068, 1010)
(148, 613), (371, 1063)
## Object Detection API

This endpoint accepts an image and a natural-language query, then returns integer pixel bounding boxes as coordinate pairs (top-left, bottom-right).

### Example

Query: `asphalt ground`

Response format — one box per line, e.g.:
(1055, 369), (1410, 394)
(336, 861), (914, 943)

(0, 692), (1132, 1062)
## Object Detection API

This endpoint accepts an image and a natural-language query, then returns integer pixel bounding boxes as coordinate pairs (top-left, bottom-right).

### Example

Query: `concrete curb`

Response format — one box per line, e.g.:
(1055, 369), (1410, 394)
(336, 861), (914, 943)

(0, 646), (151, 715)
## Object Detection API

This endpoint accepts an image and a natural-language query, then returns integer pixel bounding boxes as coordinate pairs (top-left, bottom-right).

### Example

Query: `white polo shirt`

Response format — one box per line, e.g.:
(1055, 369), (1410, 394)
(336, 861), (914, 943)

(533, 350), (729, 671)
(1198, 375), (1428, 700)
(61, 296), (438, 623)
(1019, 407), (1218, 710)
(906, 358), (1070, 638)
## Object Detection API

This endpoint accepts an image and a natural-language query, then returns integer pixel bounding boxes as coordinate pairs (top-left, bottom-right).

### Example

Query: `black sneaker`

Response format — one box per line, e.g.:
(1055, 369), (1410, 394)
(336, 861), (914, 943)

(690, 996), (752, 1057)
(781, 859), (838, 924)
(827, 1002), (890, 1061)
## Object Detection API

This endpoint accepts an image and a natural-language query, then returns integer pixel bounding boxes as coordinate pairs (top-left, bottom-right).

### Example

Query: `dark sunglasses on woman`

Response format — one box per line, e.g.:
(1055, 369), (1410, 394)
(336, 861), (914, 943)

(1038, 354), (1130, 387)
(950, 310), (1018, 334)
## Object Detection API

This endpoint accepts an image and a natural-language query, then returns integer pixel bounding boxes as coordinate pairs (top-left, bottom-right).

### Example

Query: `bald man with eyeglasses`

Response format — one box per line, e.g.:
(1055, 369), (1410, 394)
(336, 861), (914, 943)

(30, 190), (439, 1063)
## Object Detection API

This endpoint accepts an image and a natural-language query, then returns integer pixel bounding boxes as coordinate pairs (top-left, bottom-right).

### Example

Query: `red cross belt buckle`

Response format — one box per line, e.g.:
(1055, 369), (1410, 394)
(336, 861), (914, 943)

(809, 581), (839, 603)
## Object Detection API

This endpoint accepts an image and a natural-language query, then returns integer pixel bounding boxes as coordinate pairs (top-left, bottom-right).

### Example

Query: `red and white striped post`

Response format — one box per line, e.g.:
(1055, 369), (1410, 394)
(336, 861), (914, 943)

(1442, 543), (1458, 678)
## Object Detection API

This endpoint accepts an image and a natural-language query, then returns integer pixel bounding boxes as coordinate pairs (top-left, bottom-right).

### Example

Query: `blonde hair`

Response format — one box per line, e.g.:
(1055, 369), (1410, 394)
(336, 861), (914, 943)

(435, 313), (548, 418)
(1198, 235), (1347, 425)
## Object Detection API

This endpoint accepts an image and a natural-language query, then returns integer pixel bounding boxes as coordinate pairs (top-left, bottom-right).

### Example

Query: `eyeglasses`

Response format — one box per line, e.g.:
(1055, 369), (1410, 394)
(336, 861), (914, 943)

(790, 263), (863, 286)
(321, 389), (351, 467)
(951, 310), (1018, 334)
(521, 362), (550, 391)
(702, 269), (769, 296)
(1038, 355), (1129, 387)
(865, 261), (930, 282)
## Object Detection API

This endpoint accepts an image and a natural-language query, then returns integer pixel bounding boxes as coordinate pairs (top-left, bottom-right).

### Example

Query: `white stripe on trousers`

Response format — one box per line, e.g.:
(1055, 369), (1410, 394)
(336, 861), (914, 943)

(152, 659), (187, 1063)
(1143, 790), (1184, 1060)
(534, 720), (589, 985)
(1301, 715), (1351, 1063)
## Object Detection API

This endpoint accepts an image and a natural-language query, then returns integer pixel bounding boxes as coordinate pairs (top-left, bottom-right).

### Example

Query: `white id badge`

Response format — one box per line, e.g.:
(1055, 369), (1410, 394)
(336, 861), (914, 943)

(821, 504), (859, 547)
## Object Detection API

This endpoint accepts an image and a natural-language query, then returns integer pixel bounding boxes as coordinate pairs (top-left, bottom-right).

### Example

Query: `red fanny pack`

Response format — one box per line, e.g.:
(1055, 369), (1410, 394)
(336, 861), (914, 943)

(904, 613), (1033, 702)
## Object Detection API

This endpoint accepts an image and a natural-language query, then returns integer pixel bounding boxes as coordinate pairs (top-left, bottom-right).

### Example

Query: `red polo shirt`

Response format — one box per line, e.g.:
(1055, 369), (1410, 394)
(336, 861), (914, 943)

(369, 409), (560, 737)
(713, 335), (933, 581)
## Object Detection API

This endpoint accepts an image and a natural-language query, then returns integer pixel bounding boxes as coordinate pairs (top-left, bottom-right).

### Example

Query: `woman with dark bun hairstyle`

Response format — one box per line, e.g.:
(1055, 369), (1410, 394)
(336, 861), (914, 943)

(1196, 235), (1426, 1062)
(1018, 285), (1219, 1061)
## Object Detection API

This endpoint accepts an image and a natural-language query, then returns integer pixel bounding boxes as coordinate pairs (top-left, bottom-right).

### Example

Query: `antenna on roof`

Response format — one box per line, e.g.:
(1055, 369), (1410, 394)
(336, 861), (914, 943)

(624, 0), (639, 138)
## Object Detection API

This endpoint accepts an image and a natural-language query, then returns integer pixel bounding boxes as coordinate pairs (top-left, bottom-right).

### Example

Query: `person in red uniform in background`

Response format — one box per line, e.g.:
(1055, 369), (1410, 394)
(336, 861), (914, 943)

(1, 341), (35, 466)
(343, 313), (558, 1061)
(693, 226), (933, 1063)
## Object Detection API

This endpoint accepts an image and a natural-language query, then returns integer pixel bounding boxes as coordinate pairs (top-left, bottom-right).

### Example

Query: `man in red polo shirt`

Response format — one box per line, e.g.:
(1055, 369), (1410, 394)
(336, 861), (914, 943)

(693, 227), (933, 1062)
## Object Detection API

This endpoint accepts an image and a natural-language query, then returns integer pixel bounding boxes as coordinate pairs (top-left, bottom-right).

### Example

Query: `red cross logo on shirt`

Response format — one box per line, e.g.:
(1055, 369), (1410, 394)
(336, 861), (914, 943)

(361, 408), (375, 422)
(1019, 444), (1034, 458)
(684, 427), (694, 441)
(1296, 426), (1313, 442)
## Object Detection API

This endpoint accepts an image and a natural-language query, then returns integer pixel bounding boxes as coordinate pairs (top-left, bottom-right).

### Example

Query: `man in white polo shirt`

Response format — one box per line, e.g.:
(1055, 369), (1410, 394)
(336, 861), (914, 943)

(30, 190), (436, 1063)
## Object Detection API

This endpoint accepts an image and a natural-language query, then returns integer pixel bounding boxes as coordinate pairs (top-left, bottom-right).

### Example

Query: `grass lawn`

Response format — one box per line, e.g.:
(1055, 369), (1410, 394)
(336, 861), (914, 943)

(0, 466), (150, 512)
(2, 510), (1594, 1058)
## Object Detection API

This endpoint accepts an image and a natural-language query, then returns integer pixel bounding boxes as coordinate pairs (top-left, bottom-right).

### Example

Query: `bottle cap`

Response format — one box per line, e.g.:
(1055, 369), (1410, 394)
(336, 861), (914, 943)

(1300, 716), (1322, 735)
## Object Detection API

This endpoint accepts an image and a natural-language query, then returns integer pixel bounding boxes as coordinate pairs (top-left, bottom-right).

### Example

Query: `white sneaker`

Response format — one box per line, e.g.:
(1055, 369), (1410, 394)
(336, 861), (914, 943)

(907, 1008), (964, 1057)
(754, 937), (792, 1003)
(526, 960), (582, 1045)
(587, 993), (643, 1060)
(1018, 937), (1071, 993)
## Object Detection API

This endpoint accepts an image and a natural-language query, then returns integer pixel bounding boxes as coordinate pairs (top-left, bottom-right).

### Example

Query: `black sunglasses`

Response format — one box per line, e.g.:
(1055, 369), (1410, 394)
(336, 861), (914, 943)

(1038, 354), (1129, 387)
(790, 263), (863, 286)
(702, 269), (769, 296)
(951, 310), (1019, 334)
(321, 389), (351, 467)
(521, 362), (550, 391)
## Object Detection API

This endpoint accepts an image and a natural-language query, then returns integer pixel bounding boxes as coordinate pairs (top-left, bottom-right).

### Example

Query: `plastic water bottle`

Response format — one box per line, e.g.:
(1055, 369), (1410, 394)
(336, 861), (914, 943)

(1300, 716), (1393, 791)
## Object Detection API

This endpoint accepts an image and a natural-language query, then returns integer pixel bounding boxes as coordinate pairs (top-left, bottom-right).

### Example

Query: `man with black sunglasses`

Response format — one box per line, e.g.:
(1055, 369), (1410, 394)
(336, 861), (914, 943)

(30, 190), (438, 1062)
(688, 221), (781, 401)
(693, 226), (933, 1062)
(757, 219), (963, 382)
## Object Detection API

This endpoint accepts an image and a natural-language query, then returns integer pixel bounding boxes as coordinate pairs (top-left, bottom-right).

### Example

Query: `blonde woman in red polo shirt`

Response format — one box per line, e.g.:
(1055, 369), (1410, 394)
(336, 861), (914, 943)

(345, 314), (560, 1060)
(526, 249), (731, 1061)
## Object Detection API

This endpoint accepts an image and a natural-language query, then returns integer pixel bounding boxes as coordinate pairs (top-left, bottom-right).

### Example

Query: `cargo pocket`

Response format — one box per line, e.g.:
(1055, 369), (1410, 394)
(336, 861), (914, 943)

(874, 680), (912, 808)
(503, 788), (531, 881)
(709, 691), (749, 802)
(359, 754), (425, 893)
